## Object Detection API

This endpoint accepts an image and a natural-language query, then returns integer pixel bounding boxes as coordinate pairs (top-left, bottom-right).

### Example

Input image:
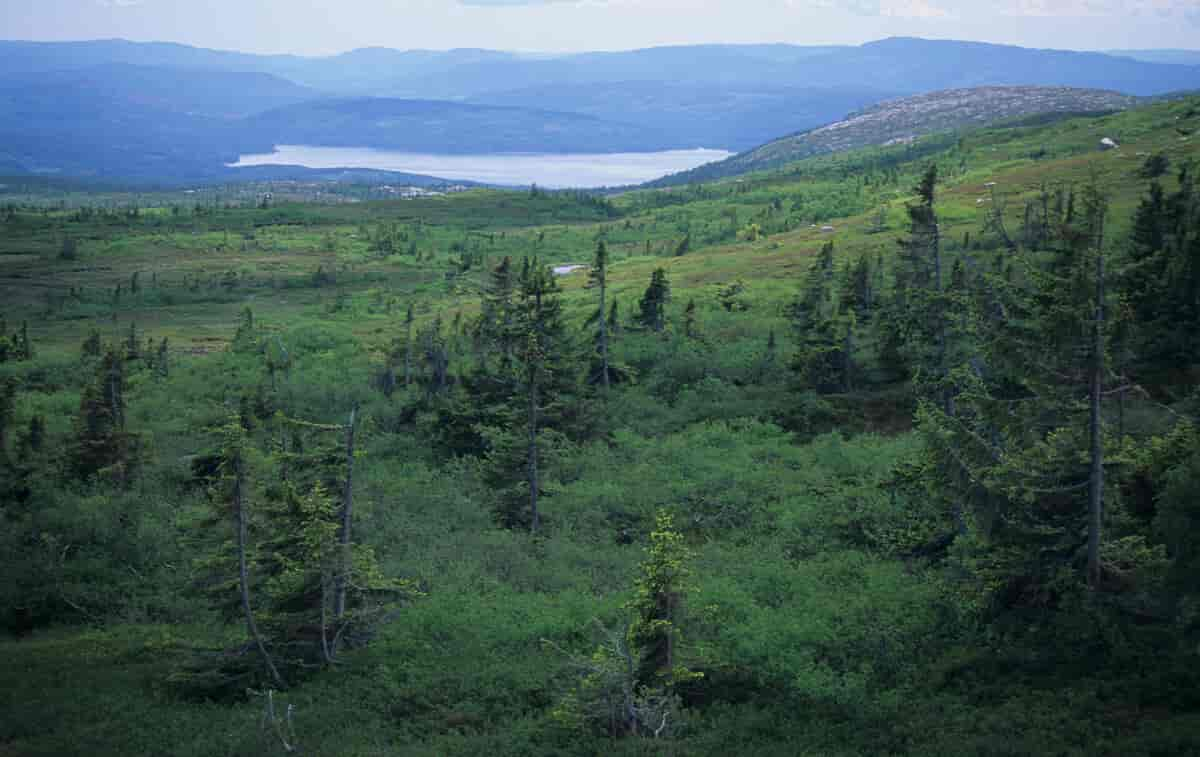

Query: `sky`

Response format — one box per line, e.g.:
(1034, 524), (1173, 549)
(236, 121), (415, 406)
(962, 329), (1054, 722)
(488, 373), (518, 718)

(2, 0), (1198, 55)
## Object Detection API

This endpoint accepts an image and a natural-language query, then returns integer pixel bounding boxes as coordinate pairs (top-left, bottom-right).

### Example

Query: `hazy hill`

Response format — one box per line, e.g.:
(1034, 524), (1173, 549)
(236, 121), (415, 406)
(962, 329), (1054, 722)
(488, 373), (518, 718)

(6, 38), (1196, 98)
(239, 98), (674, 154)
(0, 64), (319, 119)
(794, 38), (1200, 95)
(469, 83), (897, 152)
(648, 86), (1142, 187)
(1105, 49), (1200, 66)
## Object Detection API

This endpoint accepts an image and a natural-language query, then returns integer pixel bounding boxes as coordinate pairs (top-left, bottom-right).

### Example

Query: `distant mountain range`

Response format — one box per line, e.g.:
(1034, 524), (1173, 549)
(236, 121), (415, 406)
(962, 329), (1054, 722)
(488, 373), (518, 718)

(648, 86), (1143, 187)
(1, 37), (1199, 185)
(1105, 49), (1200, 66)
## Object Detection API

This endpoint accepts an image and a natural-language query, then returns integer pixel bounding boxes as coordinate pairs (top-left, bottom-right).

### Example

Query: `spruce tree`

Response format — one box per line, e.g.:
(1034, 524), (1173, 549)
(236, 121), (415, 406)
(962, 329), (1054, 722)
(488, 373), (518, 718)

(403, 303), (416, 387)
(0, 378), (14, 467)
(638, 268), (671, 333)
(895, 165), (951, 413)
(81, 330), (102, 359)
(916, 180), (1116, 595)
(587, 241), (612, 390)
(1121, 167), (1200, 368)
(484, 258), (573, 532)
(72, 350), (135, 481)
(481, 256), (518, 373)
(683, 299), (699, 340)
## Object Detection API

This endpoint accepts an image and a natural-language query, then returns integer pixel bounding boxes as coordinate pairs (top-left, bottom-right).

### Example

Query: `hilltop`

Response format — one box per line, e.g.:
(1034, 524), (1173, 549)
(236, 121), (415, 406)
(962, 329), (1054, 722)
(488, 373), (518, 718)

(648, 86), (1143, 187)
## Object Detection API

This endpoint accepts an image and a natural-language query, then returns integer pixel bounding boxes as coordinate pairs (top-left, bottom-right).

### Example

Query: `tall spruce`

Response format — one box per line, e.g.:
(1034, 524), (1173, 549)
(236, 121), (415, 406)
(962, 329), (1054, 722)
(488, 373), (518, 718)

(72, 349), (134, 481)
(916, 179), (1116, 595)
(638, 268), (671, 333)
(896, 165), (951, 413)
(481, 256), (519, 373)
(484, 258), (572, 532)
(403, 302), (416, 387)
(588, 240), (612, 390)
(516, 260), (566, 534)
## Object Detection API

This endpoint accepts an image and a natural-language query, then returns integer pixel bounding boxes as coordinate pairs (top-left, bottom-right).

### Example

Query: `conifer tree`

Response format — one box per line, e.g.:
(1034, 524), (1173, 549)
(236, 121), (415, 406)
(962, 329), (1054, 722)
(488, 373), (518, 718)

(1121, 167), (1200, 368)
(608, 299), (622, 337)
(156, 337), (169, 378)
(638, 268), (671, 333)
(124, 321), (139, 361)
(917, 180), (1116, 594)
(588, 241), (612, 390)
(0, 378), (14, 467)
(403, 303), (416, 387)
(683, 299), (699, 340)
(418, 314), (450, 396)
(839, 252), (876, 319)
(481, 256), (518, 373)
(626, 511), (698, 690)
(232, 307), (256, 353)
(72, 349), (136, 482)
(792, 241), (835, 330)
(895, 165), (952, 412)
(22, 414), (45, 457)
(15, 321), (31, 362)
(516, 260), (567, 533)
(81, 329), (102, 359)
(484, 258), (572, 532)
(224, 422), (286, 689)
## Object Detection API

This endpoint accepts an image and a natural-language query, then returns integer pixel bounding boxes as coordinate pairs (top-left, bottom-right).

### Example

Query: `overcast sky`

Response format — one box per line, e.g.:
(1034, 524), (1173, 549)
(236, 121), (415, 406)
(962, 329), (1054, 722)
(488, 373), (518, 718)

(3, 0), (1198, 56)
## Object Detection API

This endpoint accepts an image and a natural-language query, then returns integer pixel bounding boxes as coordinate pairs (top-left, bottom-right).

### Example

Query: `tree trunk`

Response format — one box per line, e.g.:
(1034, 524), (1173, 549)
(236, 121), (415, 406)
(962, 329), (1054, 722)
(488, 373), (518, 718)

(404, 331), (413, 388)
(599, 266), (610, 392)
(334, 406), (357, 620)
(527, 367), (540, 535)
(931, 220), (954, 416)
(1088, 240), (1106, 590)
(842, 323), (855, 393)
(234, 451), (285, 688)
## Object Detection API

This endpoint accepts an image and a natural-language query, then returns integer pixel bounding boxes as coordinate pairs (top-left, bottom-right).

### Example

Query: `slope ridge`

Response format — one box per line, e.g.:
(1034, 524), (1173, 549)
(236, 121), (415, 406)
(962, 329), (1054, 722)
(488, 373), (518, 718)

(648, 86), (1141, 187)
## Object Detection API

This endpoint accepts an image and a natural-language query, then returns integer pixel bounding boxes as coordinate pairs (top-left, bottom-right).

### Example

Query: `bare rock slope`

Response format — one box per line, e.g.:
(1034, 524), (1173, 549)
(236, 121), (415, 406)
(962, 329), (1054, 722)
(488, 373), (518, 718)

(650, 86), (1140, 187)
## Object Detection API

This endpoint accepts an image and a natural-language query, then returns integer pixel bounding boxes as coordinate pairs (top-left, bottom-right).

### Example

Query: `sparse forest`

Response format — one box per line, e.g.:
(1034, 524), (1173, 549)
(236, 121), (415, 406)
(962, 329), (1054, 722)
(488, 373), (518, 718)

(2, 96), (1200, 756)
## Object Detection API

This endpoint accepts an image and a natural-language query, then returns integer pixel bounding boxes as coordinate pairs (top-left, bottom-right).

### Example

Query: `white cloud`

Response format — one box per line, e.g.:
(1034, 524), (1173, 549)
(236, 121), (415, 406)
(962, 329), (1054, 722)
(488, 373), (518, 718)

(801, 0), (1199, 22)
(457, 0), (580, 5)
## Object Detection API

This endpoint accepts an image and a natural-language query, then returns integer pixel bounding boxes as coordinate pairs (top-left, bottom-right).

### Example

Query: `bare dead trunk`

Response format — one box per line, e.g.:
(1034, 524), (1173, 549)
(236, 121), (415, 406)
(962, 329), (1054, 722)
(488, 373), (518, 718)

(234, 451), (285, 688)
(334, 406), (357, 620)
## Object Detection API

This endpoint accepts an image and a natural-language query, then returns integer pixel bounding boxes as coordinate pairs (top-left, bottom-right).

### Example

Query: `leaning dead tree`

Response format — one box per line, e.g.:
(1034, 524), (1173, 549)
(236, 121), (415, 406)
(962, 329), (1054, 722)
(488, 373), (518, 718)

(227, 429), (286, 690)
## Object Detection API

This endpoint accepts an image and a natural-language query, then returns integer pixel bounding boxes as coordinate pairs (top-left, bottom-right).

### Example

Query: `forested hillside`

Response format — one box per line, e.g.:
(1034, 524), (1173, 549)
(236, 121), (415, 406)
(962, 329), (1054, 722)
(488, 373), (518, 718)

(2, 97), (1199, 755)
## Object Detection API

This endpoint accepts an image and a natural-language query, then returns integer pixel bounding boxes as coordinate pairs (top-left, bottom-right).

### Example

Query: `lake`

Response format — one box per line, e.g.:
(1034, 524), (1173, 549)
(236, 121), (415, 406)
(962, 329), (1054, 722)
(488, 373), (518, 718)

(229, 145), (733, 188)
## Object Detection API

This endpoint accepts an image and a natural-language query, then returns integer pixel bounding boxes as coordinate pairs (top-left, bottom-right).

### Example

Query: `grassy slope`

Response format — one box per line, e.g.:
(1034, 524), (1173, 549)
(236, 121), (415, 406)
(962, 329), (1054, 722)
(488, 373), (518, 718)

(2, 96), (1199, 756)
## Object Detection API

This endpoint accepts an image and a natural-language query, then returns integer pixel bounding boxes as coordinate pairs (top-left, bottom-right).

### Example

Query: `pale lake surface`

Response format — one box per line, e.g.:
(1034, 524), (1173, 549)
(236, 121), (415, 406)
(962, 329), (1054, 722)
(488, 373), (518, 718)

(229, 145), (733, 188)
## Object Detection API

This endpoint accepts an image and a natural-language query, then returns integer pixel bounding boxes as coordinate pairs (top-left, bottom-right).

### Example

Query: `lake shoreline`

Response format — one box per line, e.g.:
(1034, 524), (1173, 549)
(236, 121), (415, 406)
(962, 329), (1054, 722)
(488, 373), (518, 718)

(229, 145), (734, 189)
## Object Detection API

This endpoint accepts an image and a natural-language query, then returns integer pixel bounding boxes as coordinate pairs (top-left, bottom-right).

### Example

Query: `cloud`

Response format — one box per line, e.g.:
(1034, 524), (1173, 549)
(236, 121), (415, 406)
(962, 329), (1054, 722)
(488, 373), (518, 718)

(800, 0), (1199, 21)
(457, 0), (580, 5)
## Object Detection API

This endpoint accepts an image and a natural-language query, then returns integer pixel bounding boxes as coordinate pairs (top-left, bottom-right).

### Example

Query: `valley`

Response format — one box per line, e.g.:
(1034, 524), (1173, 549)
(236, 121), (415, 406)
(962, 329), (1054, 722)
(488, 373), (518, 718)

(2, 92), (1199, 755)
